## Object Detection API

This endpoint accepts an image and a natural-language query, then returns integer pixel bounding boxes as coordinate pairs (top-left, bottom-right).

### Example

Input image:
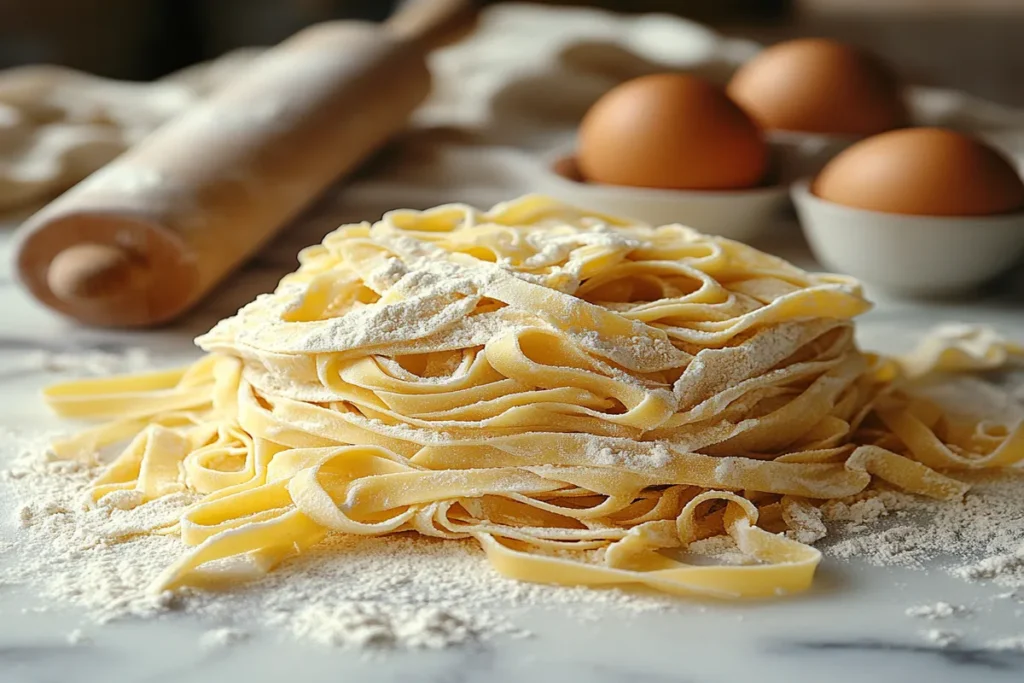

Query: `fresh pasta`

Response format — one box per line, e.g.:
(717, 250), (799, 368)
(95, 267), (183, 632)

(44, 195), (1024, 599)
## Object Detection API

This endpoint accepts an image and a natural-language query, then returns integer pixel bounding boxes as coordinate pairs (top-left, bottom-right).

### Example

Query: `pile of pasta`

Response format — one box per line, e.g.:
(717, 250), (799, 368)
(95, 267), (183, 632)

(45, 195), (1024, 598)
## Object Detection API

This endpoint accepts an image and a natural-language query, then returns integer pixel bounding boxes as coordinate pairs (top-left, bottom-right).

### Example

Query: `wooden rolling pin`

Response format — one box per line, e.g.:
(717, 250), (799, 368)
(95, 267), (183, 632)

(13, 0), (480, 328)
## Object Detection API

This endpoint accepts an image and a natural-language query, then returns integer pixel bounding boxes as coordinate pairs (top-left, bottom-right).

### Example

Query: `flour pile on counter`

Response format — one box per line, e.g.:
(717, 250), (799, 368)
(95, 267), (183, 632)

(199, 627), (249, 650)
(1, 430), (191, 624)
(818, 357), (1024, 590)
(824, 470), (1024, 588)
(923, 629), (963, 648)
(5, 423), (1024, 650)
(0, 428), (669, 650)
(18, 347), (151, 377)
(904, 602), (968, 620)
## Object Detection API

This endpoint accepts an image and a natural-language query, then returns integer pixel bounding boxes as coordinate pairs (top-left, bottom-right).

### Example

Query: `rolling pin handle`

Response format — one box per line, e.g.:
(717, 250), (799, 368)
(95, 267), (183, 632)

(387, 0), (480, 52)
(46, 244), (147, 304)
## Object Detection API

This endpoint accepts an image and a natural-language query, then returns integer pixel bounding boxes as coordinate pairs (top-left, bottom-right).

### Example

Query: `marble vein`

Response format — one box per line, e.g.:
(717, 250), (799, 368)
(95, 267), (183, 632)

(782, 639), (1024, 671)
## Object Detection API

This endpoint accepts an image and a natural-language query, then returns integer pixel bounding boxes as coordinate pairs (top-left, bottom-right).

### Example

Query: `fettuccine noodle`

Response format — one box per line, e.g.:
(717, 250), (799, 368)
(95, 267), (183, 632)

(43, 195), (1024, 599)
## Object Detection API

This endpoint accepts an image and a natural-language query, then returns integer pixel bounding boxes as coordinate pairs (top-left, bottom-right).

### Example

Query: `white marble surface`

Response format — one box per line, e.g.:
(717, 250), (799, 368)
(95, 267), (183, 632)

(1, 189), (1023, 682)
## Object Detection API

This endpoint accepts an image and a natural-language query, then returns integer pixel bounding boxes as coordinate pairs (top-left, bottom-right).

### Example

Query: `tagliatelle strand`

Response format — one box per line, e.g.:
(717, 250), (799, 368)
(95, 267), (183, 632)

(41, 195), (1024, 598)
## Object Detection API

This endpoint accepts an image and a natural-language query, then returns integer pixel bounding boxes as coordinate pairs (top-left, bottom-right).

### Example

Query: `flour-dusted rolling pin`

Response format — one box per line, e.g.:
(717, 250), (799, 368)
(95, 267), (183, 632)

(13, 0), (480, 328)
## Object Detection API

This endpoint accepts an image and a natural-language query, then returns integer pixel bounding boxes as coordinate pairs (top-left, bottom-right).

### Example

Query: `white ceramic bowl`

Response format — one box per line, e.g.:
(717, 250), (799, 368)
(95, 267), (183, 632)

(791, 180), (1024, 297)
(541, 154), (790, 242)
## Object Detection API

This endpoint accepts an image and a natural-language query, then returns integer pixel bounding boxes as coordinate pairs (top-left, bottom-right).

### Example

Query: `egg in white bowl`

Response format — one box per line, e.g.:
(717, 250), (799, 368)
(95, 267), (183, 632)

(727, 38), (908, 184)
(792, 179), (1024, 297)
(540, 73), (789, 241)
(791, 127), (1024, 297)
(543, 153), (789, 242)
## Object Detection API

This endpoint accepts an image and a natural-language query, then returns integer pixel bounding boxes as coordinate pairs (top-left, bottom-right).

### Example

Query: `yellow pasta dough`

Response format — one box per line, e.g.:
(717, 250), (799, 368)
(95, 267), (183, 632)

(43, 195), (1024, 599)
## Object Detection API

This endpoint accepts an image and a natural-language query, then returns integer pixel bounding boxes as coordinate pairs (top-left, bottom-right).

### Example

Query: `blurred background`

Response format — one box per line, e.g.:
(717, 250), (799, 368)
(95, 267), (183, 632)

(1, 0), (1022, 106)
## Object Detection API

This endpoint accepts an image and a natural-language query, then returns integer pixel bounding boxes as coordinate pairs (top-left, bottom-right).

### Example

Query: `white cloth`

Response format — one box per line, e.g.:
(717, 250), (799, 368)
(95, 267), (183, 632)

(0, 52), (256, 213)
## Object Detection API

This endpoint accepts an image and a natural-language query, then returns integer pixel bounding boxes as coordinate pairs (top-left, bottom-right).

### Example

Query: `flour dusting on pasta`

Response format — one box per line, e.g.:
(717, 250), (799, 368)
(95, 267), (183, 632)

(36, 195), (1024, 600)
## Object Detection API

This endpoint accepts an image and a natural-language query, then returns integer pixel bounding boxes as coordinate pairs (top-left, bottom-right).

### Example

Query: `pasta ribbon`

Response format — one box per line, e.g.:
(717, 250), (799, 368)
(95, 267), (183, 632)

(43, 195), (1024, 599)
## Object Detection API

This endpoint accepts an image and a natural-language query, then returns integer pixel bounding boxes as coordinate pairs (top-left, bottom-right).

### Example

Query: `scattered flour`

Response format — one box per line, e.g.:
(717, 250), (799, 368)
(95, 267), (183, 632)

(951, 547), (1024, 585)
(684, 535), (757, 566)
(986, 635), (1024, 652)
(96, 489), (147, 511)
(279, 604), (483, 650)
(922, 628), (962, 648)
(782, 498), (827, 545)
(821, 471), (1024, 591)
(995, 589), (1024, 603)
(0, 428), (670, 652)
(821, 490), (913, 527)
(19, 347), (151, 376)
(66, 629), (89, 645)
(904, 602), (967, 620)
(819, 366), (1024, 599)
(5, 429), (1024, 653)
(199, 627), (249, 650)
(821, 469), (1024, 651)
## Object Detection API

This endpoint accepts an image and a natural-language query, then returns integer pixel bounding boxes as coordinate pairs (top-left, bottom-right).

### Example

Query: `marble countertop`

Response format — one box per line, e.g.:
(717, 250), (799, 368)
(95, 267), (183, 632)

(1, 198), (1023, 683)
(3, 3), (1024, 678)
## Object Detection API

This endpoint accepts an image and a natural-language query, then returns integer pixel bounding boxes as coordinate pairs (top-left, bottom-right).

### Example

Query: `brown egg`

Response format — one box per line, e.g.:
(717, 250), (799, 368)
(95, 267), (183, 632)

(577, 73), (768, 191)
(813, 128), (1024, 216)
(727, 38), (908, 136)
